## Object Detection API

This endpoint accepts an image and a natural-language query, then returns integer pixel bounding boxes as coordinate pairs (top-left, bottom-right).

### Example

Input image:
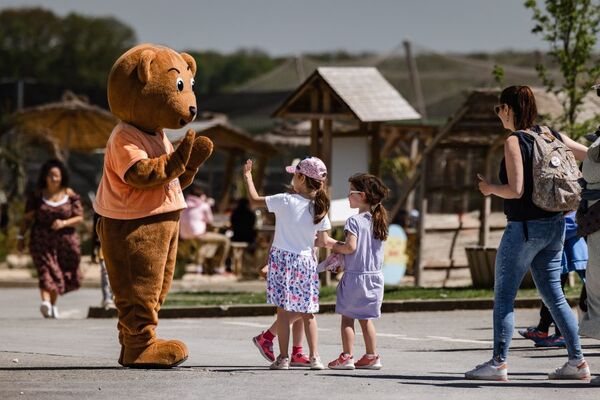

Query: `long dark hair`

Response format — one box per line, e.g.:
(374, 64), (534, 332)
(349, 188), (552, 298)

(36, 159), (70, 190)
(303, 174), (330, 224)
(349, 173), (390, 241)
(500, 85), (537, 130)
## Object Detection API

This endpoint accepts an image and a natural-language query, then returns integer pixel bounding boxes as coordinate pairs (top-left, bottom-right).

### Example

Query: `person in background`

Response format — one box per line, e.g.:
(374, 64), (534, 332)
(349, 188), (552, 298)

(179, 183), (231, 274)
(468, 85), (590, 381)
(18, 159), (84, 319)
(92, 212), (115, 309)
(230, 198), (257, 245)
(0, 189), (8, 233)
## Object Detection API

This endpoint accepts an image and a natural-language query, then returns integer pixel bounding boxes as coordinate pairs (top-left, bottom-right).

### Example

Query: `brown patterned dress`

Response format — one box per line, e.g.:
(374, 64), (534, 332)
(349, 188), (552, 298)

(26, 191), (83, 294)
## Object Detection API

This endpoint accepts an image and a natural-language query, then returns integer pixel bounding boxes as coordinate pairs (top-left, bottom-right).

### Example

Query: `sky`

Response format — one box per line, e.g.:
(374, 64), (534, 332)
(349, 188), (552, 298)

(0, 0), (549, 55)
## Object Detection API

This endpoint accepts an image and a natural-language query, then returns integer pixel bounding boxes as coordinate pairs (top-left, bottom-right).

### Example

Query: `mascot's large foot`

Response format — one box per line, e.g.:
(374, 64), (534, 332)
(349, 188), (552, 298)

(118, 339), (178, 366)
(121, 339), (188, 368)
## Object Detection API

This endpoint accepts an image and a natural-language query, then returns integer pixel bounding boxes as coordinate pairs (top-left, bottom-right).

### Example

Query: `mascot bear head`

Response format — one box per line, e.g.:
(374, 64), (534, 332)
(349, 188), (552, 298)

(107, 43), (198, 132)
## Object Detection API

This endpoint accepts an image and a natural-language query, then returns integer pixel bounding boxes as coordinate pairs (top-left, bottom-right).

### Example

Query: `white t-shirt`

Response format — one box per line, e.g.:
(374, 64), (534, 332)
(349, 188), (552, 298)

(265, 193), (331, 256)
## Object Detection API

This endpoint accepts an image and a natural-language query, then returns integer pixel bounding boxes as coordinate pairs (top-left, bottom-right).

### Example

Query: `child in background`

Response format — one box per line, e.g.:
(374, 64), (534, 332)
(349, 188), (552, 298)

(327, 173), (389, 370)
(244, 157), (331, 370)
(92, 212), (115, 309)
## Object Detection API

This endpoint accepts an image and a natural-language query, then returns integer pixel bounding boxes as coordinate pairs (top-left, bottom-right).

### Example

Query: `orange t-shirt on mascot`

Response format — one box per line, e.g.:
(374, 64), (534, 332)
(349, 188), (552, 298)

(94, 122), (186, 220)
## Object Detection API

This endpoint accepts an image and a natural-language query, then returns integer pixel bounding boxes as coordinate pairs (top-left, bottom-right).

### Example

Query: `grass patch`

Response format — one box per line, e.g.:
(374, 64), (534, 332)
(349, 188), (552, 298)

(164, 282), (584, 307)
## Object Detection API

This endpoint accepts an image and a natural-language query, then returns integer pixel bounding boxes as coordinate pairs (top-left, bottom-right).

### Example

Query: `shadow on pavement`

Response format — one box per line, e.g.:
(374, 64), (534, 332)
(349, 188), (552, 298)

(404, 345), (543, 353)
(405, 381), (593, 389)
(320, 373), (594, 388)
(0, 366), (122, 371)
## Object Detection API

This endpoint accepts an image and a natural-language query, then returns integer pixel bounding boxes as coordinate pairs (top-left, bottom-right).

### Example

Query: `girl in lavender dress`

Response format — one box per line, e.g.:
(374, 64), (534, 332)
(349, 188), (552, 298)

(327, 173), (389, 370)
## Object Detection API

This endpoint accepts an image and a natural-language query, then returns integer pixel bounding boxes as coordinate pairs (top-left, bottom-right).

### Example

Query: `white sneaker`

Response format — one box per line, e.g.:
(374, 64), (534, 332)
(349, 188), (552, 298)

(548, 360), (591, 380)
(310, 356), (324, 370)
(269, 355), (290, 370)
(102, 299), (116, 310)
(40, 301), (52, 318)
(465, 359), (508, 381)
(51, 306), (59, 319)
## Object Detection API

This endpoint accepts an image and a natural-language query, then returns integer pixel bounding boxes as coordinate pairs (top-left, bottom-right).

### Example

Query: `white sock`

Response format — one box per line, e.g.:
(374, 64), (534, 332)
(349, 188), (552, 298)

(568, 359), (583, 367)
(492, 358), (505, 367)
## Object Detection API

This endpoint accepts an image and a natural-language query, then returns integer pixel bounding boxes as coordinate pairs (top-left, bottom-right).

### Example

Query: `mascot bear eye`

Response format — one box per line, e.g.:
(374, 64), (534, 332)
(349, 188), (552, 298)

(176, 78), (184, 91)
(190, 78), (195, 88)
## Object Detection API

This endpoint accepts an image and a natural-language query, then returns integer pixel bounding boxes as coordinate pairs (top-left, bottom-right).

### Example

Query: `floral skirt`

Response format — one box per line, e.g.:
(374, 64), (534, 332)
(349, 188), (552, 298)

(267, 247), (320, 313)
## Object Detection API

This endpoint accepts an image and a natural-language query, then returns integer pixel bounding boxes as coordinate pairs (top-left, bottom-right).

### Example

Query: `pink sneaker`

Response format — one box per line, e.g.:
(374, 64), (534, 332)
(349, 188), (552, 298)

(328, 353), (355, 370)
(290, 352), (311, 367)
(354, 354), (382, 370)
(252, 332), (275, 362)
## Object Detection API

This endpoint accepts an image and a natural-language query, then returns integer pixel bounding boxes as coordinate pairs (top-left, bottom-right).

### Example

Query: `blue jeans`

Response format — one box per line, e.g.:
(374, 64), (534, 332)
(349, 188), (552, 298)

(100, 259), (113, 302)
(493, 215), (583, 363)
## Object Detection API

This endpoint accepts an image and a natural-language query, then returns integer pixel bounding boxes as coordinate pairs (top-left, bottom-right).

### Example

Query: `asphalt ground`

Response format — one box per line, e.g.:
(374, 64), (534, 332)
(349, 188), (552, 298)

(0, 288), (599, 399)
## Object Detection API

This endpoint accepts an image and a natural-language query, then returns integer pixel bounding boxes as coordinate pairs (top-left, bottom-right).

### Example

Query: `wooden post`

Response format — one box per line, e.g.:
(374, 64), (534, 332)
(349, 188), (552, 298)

(405, 132), (420, 213)
(310, 88), (320, 156)
(369, 122), (382, 175)
(462, 150), (472, 212)
(321, 89), (332, 173)
(254, 154), (268, 191)
(414, 155), (428, 287)
(218, 151), (237, 212)
(479, 138), (504, 246)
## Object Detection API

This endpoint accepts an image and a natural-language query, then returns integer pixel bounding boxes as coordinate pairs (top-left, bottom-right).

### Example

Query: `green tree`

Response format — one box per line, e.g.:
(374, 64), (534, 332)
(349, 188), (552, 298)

(0, 7), (136, 88)
(525, 0), (600, 136)
(186, 49), (280, 94)
(0, 8), (62, 80)
(56, 13), (137, 88)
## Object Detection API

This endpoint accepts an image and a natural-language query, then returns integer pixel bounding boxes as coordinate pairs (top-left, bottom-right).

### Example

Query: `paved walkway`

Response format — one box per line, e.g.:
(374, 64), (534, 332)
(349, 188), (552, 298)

(0, 288), (598, 399)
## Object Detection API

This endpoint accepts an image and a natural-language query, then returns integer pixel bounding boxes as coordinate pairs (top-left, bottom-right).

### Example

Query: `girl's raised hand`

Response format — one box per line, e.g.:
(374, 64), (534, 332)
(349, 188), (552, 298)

(243, 159), (253, 178)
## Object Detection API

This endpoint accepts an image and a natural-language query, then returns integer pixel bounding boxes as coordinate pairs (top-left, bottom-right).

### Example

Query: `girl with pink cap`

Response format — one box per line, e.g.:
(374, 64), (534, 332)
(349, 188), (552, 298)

(243, 156), (331, 370)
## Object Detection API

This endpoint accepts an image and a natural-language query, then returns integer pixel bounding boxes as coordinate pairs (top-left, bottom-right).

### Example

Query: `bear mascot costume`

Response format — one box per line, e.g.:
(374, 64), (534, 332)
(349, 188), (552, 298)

(94, 44), (213, 368)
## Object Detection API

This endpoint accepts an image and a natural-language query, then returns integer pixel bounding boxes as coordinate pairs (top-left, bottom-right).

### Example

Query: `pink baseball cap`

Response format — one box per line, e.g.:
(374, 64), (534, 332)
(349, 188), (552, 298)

(285, 157), (328, 181)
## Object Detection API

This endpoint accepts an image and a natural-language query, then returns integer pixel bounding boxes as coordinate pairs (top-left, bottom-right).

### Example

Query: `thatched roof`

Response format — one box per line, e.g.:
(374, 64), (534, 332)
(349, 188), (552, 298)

(272, 67), (421, 122)
(7, 91), (117, 152)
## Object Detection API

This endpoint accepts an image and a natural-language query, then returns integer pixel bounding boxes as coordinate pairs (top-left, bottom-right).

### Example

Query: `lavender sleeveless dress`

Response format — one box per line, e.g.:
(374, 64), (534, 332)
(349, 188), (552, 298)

(335, 212), (384, 319)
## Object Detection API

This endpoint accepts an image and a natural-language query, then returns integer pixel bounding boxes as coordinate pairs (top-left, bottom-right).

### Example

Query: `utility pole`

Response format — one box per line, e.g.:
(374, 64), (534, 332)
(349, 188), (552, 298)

(403, 40), (427, 121)
(16, 79), (25, 110)
(0, 78), (36, 111)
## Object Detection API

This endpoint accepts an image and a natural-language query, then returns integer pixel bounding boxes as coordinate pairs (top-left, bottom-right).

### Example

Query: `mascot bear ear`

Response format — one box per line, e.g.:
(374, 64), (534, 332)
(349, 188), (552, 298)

(180, 52), (197, 76)
(137, 49), (156, 84)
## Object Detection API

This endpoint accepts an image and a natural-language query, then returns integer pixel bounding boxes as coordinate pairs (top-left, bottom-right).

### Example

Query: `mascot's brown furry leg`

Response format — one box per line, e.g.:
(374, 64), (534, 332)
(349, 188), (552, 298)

(98, 211), (187, 368)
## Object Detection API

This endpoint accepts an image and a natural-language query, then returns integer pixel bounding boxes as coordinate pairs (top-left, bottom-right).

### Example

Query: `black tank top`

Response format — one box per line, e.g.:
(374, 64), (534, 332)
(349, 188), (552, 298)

(498, 125), (562, 221)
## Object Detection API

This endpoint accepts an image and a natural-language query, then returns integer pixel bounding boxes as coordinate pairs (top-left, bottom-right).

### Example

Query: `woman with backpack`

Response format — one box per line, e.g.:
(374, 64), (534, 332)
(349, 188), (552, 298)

(466, 85), (591, 381)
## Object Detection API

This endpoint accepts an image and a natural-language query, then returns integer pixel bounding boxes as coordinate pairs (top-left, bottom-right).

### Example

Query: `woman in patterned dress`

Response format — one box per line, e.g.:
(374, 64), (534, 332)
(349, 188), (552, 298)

(18, 159), (84, 318)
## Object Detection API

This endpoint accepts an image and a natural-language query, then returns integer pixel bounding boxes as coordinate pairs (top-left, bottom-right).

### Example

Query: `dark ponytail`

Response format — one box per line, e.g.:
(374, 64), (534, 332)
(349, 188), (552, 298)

(349, 173), (390, 241)
(304, 175), (330, 224)
(499, 85), (537, 130)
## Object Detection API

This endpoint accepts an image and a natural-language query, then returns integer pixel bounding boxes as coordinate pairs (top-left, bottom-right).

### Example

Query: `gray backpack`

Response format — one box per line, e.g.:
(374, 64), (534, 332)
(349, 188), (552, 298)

(523, 126), (581, 212)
